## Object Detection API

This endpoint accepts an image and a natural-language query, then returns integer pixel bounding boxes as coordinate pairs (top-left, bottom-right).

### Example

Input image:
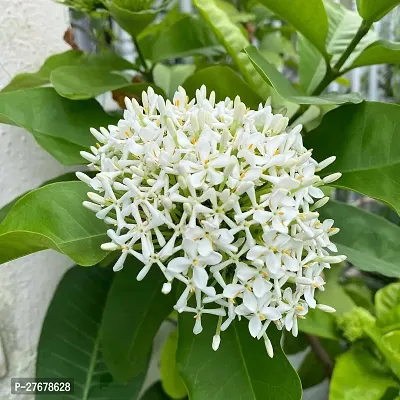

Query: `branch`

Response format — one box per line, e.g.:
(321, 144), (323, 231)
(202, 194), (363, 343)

(306, 334), (334, 378)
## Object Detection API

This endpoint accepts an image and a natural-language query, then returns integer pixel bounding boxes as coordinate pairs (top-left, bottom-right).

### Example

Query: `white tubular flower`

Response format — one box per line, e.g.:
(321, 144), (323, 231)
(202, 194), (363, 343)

(77, 85), (345, 354)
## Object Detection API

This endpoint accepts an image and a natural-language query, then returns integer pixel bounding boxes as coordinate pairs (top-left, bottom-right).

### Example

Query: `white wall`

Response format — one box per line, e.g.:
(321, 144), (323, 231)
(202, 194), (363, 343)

(0, 1), (72, 398)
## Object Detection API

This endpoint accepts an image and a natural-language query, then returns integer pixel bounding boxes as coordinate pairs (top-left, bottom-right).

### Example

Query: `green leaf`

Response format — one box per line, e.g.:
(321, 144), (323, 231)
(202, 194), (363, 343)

(0, 172), (80, 224)
(376, 283), (400, 332)
(350, 40), (400, 69)
(106, 1), (158, 38)
(0, 87), (115, 165)
(324, 1), (377, 67)
(1, 50), (83, 92)
(319, 201), (400, 278)
(192, 0), (270, 98)
(258, 0), (329, 57)
(343, 280), (375, 314)
(298, 308), (339, 340)
(160, 330), (187, 399)
(356, 0), (400, 23)
(298, 35), (326, 94)
(36, 265), (148, 400)
(51, 67), (130, 100)
(147, 15), (223, 62)
(153, 64), (196, 100)
(183, 66), (263, 110)
(101, 263), (175, 383)
(245, 46), (363, 105)
(177, 315), (302, 400)
(142, 382), (170, 400)
(0, 181), (108, 266)
(316, 266), (356, 316)
(1, 51), (135, 93)
(305, 102), (400, 215)
(330, 345), (397, 400)
(382, 331), (400, 363)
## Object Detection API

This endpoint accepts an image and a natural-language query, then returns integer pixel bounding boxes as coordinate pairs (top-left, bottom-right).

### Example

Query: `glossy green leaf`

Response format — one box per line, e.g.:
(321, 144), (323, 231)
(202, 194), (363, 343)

(1, 50), (83, 92)
(356, 0), (400, 23)
(106, 1), (158, 38)
(51, 66), (130, 100)
(101, 263), (175, 383)
(298, 308), (338, 340)
(160, 330), (187, 399)
(376, 283), (400, 332)
(245, 46), (363, 105)
(0, 87), (115, 165)
(382, 331), (400, 362)
(141, 382), (170, 400)
(258, 0), (329, 57)
(148, 15), (223, 62)
(183, 66), (263, 110)
(36, 265), (148, 400)
(320, 201), (400, 278)
(177, 314), (302, 400)
(0, 181), (108, 266)
(193, 0), (269, 98)
(350, 40), (400, 69)
(330, 345), (397, 400)
(0, 172), (80, 224)
(305, 102), (400, 215)
(298, 36), (326, 94)
(153, 64), (196, 100)
(1, 50), (135, 93)
(324, 1), (377, 67)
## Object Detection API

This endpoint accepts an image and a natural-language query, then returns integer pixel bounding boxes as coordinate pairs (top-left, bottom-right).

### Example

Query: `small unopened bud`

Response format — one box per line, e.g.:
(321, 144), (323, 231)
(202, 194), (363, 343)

(295, 277), (313, 285)
(183, 202), (192, 214)
(90, 127), (106, 143)
(76, 171), (92, 186)
(87, 192), (105, 205)
(322, 255), (347, 264)
(178, 176), (187, 190)
(83, 201), (101, 213)
(318, 156), (336, 170)
(101, 242), (118, 251)
(312, 197), (329, 210)
(323, 173), (342, 184)
(212, 335), (221, 351)
(264, 336), (274, 358)
(80, 151), (97, 163)
(317, 304), (336, 313)
(162, 282), (172, 294)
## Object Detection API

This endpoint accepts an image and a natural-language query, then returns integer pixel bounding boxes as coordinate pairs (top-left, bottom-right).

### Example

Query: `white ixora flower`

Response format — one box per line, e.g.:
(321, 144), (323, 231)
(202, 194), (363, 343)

(77, 85), (345, 356)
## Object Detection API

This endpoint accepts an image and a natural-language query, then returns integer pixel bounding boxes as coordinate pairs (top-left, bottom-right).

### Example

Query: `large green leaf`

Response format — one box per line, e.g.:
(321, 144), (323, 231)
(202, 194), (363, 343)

(147, 15), (223, 62)
(356, 0), (400, 23)
(153, 64), (196, 100)
(142, 382), (170, 400)
(376, 283), (400, 332)
(36, 265), (148, 400)
(258, 0), (329, 58)
(0, 87), (115, 165)
(349, 40), (400, 70)
(106, 1), (158, 38)
(330, 345), (397, 400)
(324, 0), (377, 67)
(1, 51), (134, 93)
(1, 50), (83, 92)
(298, 36), (327, 94)
(183, 66), (263, 109)
(177, 314), (302, 400)
(382, 331), (400, 364)
(51, 66), (130, 100)
(305, 102), (400, 215)
(101, 263), (175, 383)
(319, 201), (400, 278)
(160, 330), (187, 399)
(0, 172), (80, 224)
(193, 0), (269, 98)
(0, 182), (108, 266)
(298, 308), (339, 340)
(245, 46), (363, 105)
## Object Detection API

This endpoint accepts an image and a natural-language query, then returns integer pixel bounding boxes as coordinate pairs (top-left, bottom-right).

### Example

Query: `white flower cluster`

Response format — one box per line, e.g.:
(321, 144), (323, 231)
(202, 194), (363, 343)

(78, 86), (345, 356)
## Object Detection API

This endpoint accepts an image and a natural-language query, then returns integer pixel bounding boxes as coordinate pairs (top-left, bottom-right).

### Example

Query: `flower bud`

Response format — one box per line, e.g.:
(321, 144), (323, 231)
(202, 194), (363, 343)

(323, 173), (342, 184)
